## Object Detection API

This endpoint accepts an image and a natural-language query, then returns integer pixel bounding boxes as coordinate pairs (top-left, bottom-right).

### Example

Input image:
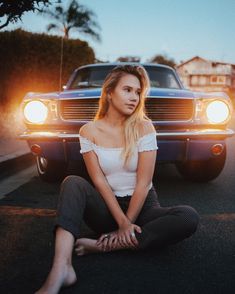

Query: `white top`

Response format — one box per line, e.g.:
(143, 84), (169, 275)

(79, 132), (158, 197)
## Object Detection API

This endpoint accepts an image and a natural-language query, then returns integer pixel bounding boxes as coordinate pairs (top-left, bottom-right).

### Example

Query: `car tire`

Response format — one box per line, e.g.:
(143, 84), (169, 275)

(176, 147), (226, 182)
(36, 156), (67, 182)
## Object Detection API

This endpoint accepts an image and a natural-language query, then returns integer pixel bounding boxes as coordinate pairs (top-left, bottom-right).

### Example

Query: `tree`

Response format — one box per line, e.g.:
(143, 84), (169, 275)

(41, 0), (101, 41)
(0, 0), (52, 30)
(149, 54), (176, 68)
(0, 29), (95, 107)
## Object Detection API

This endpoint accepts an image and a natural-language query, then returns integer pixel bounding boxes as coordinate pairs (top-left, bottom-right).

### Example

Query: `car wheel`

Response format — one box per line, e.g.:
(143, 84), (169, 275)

(176, 147), (226, 182)
(36, 156), (67, 182)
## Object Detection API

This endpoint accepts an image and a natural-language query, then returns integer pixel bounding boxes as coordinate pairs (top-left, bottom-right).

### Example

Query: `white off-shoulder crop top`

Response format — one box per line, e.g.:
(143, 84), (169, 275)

(79, 132), (158, 197)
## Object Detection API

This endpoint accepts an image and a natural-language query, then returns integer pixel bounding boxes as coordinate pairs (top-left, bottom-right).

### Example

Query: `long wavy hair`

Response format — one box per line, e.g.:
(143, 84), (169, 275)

(94, 64), (151, 165)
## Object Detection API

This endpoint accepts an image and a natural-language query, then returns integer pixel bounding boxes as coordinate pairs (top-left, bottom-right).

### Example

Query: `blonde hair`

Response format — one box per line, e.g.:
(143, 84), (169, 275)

(94, 64), (151, 165)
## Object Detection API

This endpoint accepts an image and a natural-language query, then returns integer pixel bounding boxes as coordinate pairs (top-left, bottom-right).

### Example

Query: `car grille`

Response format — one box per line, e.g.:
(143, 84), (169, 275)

(60, 98), (194, 121)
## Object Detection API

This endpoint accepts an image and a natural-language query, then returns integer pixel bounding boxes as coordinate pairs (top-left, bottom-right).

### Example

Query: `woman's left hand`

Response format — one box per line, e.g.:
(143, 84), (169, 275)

(96, 231), (119, 252)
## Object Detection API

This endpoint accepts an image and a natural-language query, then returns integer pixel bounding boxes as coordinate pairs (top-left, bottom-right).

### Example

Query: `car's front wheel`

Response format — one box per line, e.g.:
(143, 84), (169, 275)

(176, 147), (226, 182)
(36, 156), (67, 182)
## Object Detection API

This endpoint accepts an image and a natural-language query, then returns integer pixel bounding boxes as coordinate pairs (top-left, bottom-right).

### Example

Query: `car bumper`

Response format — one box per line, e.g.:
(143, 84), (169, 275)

(19, 129), (235, 162)
(19, 128), (235, 140)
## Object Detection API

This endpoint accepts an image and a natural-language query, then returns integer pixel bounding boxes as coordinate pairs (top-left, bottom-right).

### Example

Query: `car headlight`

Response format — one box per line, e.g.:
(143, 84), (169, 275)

(23, 100), (48, 124)
(206, 100), (230, 124)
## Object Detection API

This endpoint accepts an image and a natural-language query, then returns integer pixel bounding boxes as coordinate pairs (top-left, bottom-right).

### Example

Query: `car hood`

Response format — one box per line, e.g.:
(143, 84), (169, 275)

(59, 87), (195, 99)
(26, 88), (227, 101)
(148, 88), (194, 98)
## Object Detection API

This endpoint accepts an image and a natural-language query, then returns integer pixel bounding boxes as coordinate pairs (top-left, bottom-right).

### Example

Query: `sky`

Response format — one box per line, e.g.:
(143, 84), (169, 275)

(5, 0), (235, 64)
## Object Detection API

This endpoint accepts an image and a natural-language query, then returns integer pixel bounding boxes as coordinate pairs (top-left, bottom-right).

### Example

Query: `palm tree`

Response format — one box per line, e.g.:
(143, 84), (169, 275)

(41, 0), (101, 41)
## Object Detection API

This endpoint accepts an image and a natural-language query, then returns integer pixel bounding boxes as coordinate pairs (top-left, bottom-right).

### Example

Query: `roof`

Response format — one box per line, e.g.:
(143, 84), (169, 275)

(177, 56), (235, 68)
(177, 56), (209, 68)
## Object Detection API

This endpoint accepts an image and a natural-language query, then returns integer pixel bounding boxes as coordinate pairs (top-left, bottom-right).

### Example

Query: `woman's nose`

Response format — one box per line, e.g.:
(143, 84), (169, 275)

(130, 92), (138, 100)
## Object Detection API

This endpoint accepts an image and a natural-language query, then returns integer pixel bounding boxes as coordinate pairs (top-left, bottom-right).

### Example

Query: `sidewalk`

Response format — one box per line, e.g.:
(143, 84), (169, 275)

(0, 136), (31, 166)
(0, 108), (31, 166)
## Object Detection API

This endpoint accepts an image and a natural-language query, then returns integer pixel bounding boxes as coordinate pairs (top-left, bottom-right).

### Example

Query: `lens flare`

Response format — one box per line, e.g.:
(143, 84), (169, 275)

(206, 100), (230, 124)
(23, 101), (48, 124)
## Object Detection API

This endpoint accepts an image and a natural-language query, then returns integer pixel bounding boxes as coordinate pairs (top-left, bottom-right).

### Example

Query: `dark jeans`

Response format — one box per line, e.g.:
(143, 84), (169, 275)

(56, 175), (199, 250)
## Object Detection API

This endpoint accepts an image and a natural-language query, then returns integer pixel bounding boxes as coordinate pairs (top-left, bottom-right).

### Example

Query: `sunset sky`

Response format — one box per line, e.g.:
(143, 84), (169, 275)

(6, 0), (235, 64)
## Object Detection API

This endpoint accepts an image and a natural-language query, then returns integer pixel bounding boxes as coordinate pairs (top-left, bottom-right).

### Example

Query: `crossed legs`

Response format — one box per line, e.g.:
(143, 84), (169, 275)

(35, 176), (199, 293)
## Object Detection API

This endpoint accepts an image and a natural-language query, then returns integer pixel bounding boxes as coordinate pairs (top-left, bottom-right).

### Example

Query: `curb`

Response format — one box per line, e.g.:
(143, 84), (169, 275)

(0, 152), (35, 174)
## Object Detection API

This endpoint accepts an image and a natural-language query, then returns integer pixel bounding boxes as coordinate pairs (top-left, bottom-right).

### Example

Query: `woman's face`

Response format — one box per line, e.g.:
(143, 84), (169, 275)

(109, 74), (141, 116)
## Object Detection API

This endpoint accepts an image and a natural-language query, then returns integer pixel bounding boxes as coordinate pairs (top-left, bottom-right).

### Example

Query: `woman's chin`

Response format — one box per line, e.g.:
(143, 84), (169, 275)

(124, 108), (135, 115)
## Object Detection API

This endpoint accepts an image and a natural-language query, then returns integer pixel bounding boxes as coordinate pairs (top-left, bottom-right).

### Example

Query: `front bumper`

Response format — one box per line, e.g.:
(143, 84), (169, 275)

(19, 128), (235, 163)
(19, 128), (235, 140)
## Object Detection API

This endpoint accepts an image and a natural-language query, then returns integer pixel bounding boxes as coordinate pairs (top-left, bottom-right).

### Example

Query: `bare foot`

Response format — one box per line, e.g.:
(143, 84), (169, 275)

(75, 238), (102, 256)
(35, 264), (77, 294)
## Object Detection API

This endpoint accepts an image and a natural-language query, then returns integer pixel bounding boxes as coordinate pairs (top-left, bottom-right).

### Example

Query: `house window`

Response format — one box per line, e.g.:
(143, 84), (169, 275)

(198, 76), (207, 85)
(190, 75), (207, 86)
(210, 76), (226, 85)
(191, 76), (198, 85)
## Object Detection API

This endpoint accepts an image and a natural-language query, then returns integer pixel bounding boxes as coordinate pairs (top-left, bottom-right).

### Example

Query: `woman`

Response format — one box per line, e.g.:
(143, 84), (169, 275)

(36, 65), (199, 294)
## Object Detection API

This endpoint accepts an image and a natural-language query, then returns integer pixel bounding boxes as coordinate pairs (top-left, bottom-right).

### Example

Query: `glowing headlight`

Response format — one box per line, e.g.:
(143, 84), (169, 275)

(206, 100), (230, 124)
(23, 101), (48, 123)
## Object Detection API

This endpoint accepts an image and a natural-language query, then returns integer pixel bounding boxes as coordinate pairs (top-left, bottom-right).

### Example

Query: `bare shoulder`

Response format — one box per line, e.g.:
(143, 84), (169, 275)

(138, 119), (155, 137)
(79, 121), (96, 141)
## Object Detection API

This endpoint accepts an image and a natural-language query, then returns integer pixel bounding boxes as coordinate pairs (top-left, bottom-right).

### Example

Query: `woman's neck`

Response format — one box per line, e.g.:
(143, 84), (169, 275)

(103, 111), (126, 128)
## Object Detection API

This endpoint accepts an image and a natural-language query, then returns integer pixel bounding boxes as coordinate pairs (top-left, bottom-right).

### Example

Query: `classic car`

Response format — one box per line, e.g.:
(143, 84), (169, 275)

(19, 62), (234, 182)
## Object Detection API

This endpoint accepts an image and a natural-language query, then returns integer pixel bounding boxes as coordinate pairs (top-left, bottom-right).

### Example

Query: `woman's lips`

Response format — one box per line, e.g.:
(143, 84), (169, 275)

(126, 104), (135, 108)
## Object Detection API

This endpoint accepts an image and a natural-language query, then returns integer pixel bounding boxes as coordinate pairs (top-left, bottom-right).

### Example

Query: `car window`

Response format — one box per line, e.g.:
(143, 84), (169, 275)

(146, 66), (181, 89)
(68, 65), (181, 90)
(69, 66), (114, 89)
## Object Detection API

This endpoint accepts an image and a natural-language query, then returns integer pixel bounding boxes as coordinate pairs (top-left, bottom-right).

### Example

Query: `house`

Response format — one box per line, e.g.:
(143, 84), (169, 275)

(176, 56), (235, 101)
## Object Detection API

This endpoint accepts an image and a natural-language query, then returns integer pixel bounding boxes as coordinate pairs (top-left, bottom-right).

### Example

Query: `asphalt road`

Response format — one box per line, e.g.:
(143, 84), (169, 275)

(0, 135), (235, 294)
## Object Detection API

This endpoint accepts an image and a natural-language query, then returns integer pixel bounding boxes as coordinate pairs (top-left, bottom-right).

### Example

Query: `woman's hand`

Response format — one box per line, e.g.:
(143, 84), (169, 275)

(96, 220), (142, 251)
(117, 220), (142, 248)
(96, 231), (119, 252)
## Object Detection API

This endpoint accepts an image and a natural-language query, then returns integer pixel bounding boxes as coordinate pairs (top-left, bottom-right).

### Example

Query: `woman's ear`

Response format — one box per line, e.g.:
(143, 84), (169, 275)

(107, 92), (112, 101)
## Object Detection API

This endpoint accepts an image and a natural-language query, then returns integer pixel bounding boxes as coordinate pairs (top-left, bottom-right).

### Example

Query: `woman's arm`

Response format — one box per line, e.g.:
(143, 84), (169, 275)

(126, 149), (157, 223)
(126, 121), (157, 223)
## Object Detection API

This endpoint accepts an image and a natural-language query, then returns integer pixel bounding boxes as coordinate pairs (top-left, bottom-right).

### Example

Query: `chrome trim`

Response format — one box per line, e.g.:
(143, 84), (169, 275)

(19, 129), (235, 140)
(60, 96), (101, 100)
(59, 95), (193, 100)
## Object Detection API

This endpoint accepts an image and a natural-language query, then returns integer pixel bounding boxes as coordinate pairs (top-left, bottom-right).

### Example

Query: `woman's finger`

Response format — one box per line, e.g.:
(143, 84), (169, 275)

(96, 234), (109, 246)
(134, 225), (142, 234)
(125, 232), (136, 248)
(107, 235), (116, 250)
(96, 236), (103, 246)
(118, 235), (127, 248)
(130, 231), (138, 247)
(110, 237), (118, 250)
(101, 237), (109, 251)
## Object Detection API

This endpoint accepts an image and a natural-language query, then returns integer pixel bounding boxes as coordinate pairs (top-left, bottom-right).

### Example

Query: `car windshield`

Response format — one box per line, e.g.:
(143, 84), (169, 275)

(68, 65), (181, 90)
